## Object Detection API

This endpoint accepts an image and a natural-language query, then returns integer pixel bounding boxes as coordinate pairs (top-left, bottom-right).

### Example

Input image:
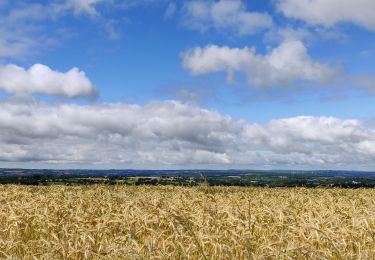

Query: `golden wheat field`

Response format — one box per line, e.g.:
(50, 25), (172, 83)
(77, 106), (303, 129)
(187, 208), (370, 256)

(0, 185), (374, 259)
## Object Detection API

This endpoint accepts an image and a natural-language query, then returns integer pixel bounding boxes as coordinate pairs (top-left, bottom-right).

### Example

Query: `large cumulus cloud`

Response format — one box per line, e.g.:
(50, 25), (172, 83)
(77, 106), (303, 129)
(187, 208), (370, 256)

(0, 100), (239, 166)
(0, 100), (375, 169)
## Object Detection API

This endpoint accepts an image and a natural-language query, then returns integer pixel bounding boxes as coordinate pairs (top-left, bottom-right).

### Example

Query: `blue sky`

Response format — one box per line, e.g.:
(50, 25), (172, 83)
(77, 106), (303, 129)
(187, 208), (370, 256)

(0, 0), (374, 169)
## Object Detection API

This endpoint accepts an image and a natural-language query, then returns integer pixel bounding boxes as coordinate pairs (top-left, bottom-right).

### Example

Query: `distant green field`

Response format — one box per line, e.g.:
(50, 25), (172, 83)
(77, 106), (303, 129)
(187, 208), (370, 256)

(2, 169), (375, 187)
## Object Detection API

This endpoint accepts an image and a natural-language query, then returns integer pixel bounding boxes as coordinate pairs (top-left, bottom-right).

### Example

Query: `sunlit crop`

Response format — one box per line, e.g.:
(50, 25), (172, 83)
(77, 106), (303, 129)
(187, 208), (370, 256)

(0, 185), (374, 259)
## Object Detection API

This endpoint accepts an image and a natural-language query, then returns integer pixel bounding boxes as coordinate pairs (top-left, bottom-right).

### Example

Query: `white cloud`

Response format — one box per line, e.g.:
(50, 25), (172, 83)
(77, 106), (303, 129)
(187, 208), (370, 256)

(182, 40), (334, 87)
(183, 0), (272, 35)
(56, 0), (103, 15)
(0, 101), (239, 165)
(277, 0), (375, 30)
(244, 116), (367, 150)
(0, 64), (97, 98)
(0, 100), (374, 169)
(241, 116), (375, 167)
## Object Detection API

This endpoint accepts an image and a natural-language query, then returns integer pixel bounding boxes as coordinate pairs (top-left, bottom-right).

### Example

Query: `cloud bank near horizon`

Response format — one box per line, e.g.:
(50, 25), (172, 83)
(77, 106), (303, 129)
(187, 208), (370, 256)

(0, 100), (374, 169)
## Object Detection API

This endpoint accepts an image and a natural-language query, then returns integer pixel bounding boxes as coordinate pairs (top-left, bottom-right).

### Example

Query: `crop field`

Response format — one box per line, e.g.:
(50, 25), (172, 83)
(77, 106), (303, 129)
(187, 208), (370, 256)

(0, 185), (374, 259)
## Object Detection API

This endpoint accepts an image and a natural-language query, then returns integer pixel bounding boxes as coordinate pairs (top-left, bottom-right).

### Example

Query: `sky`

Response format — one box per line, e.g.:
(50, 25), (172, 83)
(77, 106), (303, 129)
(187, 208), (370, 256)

(0, 0), (375, 170)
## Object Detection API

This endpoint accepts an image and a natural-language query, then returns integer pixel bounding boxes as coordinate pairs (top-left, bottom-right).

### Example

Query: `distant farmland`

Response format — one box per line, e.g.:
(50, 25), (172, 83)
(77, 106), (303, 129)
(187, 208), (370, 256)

(2, 168), (375, 187)
(0, 185), (374, 259)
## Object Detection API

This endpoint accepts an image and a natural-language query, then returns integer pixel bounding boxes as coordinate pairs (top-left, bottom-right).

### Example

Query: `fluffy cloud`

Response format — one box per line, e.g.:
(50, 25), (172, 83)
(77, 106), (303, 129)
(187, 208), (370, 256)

(0, 100), (374, 169)
(0, 64), (97, 98)
(244, 117), (366, 151)
(242, 116), (375, 167)
(277, 0), (375, 30)
(0, 101), (239, 165)
(182, 40), (334, 87)
(183, 0), (272, 35)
